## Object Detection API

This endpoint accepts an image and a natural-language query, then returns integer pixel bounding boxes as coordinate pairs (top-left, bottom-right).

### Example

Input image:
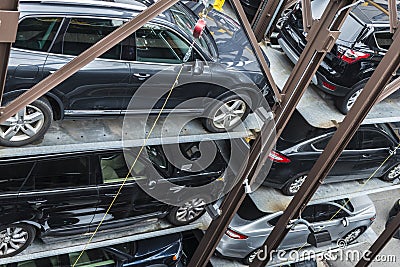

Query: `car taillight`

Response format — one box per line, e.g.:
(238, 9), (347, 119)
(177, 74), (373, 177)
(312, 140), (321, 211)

(370, 215), (376, 222)
(225, 229), (248, 240)
(268, 151), (291, 163)
(322, 81), (337, 91)
(338, 48), (370, 64)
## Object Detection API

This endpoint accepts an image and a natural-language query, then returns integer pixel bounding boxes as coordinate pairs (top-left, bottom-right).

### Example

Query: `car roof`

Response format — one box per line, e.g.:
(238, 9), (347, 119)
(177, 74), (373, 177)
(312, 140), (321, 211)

(18, 0), (170, 21)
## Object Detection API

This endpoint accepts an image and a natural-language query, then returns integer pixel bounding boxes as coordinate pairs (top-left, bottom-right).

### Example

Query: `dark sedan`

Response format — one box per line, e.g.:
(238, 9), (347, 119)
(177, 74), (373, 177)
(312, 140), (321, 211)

(264, 111), (400, 195)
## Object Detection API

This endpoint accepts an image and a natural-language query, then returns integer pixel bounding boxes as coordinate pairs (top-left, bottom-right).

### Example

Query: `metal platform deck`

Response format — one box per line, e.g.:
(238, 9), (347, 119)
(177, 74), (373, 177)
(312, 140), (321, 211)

(0, 114), (263, 158)
(0, 216), (209, 265)
(262, 45), (400, 129)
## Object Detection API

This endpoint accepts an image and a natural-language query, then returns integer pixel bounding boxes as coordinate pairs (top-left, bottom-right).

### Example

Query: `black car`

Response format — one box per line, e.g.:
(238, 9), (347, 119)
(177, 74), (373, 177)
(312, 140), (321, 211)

(0, 0), (271, 147)
(263, 111), (400, 195)
(387, 199), (400, 239)
(0, 233), (183, 267)
(239, 0), (261, 22)
(0, 140), (229, 257)
(278, 0), (400, 114)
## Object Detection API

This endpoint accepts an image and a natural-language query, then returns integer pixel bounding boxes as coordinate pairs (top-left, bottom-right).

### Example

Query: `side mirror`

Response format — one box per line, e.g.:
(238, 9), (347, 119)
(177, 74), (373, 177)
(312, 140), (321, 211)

(342, 217), (350, 227)
(192, 59), (204, 75)
(148, 180), (157, 190)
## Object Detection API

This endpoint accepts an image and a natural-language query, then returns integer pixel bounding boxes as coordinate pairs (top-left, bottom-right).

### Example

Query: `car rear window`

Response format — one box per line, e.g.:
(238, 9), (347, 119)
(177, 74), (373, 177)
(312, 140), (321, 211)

(337, 14), (365, 45)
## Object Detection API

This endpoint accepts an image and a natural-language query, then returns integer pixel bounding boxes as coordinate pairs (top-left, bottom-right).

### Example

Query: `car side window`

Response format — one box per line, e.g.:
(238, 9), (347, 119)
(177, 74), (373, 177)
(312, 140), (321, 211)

(136, 24), (190, 64)
(14, 17), (62, 52)
(360, 130), (393, 149)
(0, 162), (34, 193)
(100, 152), (148, 184)
(68, 249), (115, 267)
(313, 137), (330, 150)
(56, 18), (125, 60)
(344, 132), (362, 150)
(374, 32), (394, 50)
(28, 156), (90, 190)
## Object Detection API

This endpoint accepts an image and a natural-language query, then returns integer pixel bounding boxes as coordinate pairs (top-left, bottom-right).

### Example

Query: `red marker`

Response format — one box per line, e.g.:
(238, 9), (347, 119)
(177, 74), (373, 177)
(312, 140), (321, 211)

(193, 19), (206, 39)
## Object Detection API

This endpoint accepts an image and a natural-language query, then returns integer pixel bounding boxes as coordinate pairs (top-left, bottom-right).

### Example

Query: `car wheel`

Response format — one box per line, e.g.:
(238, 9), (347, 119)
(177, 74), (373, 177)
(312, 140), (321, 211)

(0, 223), (36, 258)
(0, 97), (52, 147)
(203, 94), (250, 133)
(382, 163), (400, 182)
(167, 197), (207, 226)
(282, 174), (307, 196)
(242, 248), (263, 265)
(335, 84), (364, 114)
(342, 227), (365, 244)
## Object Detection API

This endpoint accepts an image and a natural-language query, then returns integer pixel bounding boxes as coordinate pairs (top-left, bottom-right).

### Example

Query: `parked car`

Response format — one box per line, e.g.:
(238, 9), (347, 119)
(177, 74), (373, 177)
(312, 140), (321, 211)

(0, 0), (271, 147)
(0, 233), (183, 267)
(239, 0), (261, 22)
(216, 195), (376, 264)
(0, 140), (229, 258)
(387, 199), (400, 239)
(263, 110), (400, 195)
(278, 0), (400, 114)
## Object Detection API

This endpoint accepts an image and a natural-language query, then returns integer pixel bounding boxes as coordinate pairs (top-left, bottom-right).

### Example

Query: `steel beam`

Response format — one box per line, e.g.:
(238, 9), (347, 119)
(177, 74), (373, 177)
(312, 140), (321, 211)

(388, 0), (398, 34)
(301, 0), (313, 33)
(187, 1), (355, 266)
(251, 0), (287, 41)
(355, 211), (400, 267)
(0, 0), (19, 108)
(229, 0), (281, 103)
(378, 71), (400, 102)
(0, 0), (179, 124)
(251, 21), (400, 267)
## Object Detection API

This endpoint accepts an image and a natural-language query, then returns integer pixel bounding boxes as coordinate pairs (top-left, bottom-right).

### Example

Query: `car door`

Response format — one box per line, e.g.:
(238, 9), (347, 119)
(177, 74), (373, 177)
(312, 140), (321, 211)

(44, 17), (131, 113)
(126, 23), (212, 112)
(17, 155), (99, 236)
(269, 214), (309, 250)
(94, 151), (164, 231)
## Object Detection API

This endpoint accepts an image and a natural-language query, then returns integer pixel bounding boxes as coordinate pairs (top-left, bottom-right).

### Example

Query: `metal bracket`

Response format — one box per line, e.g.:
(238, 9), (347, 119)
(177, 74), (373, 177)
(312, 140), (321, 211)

(306, 22), (340, 52)
(301, 0), (313, 33)
(243, 179), (252, 194)
(0, 10), (19, 43)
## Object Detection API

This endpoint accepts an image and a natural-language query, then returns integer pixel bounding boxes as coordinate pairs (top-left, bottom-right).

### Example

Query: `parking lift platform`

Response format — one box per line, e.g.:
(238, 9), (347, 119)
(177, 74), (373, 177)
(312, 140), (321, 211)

(262, 44), (400, 129)
(0, 113), (264, 158)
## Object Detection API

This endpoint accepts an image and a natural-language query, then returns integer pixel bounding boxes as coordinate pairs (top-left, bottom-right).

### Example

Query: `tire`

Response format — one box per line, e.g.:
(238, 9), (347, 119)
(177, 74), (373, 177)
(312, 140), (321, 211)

(335, 84), (364, 115)
(203, 94), (251, 133)
(0, 97), (52, 147)
(167, 197), (207, 226)
(242, 248), (263, 265)
(342, 227), (365, 244)
(0, 223), (36, 258)
(282, 174), (307, 196)
(382, 163), (400, 182)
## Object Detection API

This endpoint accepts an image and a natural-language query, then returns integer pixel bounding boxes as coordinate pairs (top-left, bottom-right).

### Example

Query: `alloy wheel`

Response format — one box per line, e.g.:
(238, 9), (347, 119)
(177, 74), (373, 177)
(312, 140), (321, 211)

(0, 227), (29, 256)
(343, 228), (363, 243)
(387, 164), (400, 181)
(0, 105), (45, 142)
(289, 175), (307, 194)
(346, 89), (362, 111)
(175, 198), (206, 223)
(212, 99), (246, 129)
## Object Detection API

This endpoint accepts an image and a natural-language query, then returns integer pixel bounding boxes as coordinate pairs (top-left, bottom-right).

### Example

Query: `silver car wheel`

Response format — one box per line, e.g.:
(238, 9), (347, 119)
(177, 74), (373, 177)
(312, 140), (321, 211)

(387, 164), (400, 180)
(212, 99), (246, 129)
(246, 248), (263, 264)
(289, 175), (307, 194)
(175, 198), (206, 223)
(346, 89), (362, 111)
(0, 227), (29, 256)
(0, 105), (45, 142)
(344, 228), (363, 244)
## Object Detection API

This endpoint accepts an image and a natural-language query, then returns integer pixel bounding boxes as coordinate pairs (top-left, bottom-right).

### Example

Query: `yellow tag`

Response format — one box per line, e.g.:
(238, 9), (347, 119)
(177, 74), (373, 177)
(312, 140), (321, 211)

(213, 0), (225, 11)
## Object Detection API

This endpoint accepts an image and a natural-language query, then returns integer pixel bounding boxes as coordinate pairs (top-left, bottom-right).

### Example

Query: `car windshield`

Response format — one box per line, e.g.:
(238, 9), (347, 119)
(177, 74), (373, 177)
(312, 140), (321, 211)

(170, 6), (216, 59)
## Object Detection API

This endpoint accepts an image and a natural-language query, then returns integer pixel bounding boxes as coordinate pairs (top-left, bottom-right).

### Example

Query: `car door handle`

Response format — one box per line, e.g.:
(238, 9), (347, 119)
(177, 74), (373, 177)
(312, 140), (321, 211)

(362, 154), (371, 158)
(133, 73), (151, 79)
(27, 200), (48, 205)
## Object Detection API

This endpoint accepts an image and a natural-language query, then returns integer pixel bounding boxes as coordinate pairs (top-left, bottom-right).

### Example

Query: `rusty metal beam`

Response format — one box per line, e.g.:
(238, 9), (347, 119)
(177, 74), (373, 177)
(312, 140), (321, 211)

(0, 0), (19, 108)
(251, 0), (287, 41)
(301, 0), (313, 33)
(388, 0), (398, 33)
(355, 211), (400, 267)
(187, 2), (355, 267)
(378, 71), (400, 102)
(230, 0), (281, 103)
(0, 0), (179, 124)
(251, 21), (400, 267)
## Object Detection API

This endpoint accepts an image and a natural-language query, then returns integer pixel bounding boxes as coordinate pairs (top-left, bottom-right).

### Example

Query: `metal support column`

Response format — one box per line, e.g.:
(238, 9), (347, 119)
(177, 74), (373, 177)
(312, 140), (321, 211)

(0, 0), (179, 124)
(301, 0), (313, 33)
(229, 0), (281, 103)
(355, 212), (400, 267)
(187, 2), (355, 267)
(0, 0), (19, 110)
(251, 23), (400, 267)
(388, 0), (398, 33)
(251, 0), (287, 41)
